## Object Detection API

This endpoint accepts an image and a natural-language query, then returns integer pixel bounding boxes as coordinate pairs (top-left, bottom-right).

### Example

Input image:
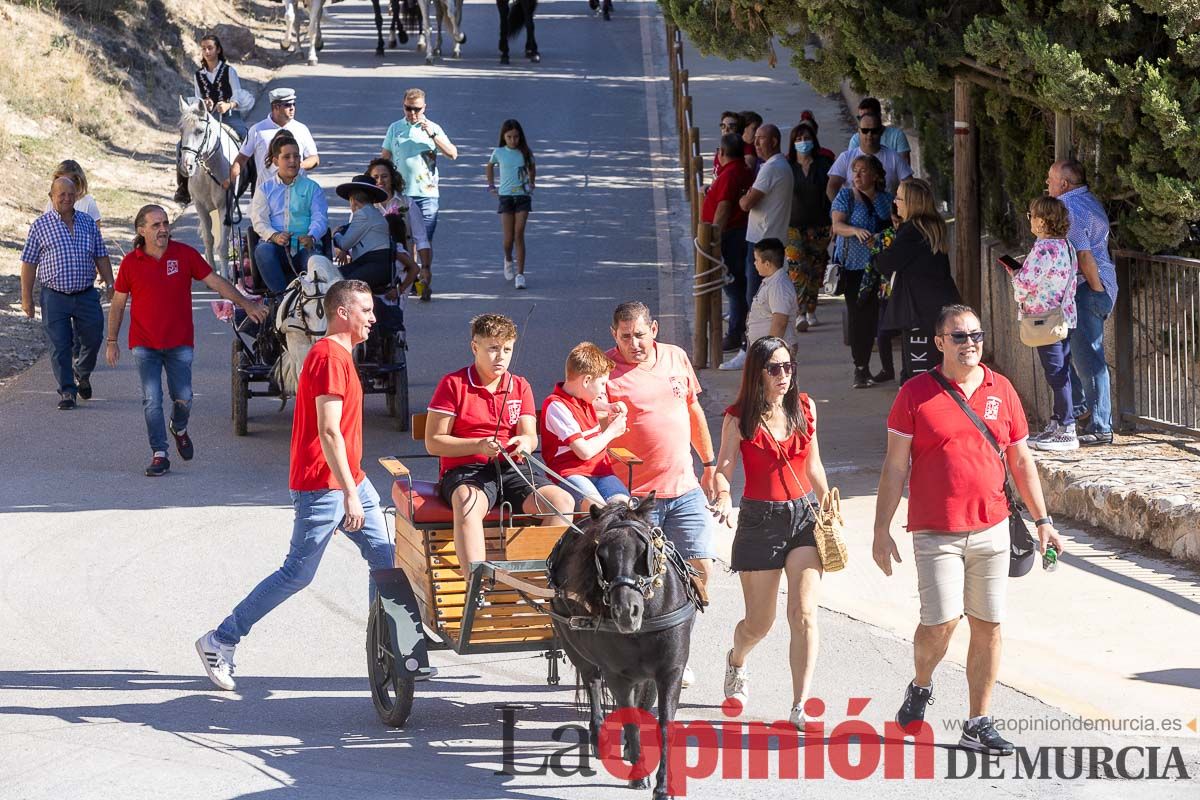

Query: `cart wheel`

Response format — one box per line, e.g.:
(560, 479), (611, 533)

(367, 600), (415, 728)
(232, 339), (248, 437)
(395, 362), (410, 432)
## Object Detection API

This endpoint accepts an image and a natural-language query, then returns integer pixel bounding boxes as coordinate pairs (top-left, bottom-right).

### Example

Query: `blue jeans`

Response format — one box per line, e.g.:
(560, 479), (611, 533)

(410, 195), (439, 242)
(1036, 338), (1074, 427)
(721, 228), (748, 345)
(40, 286), (103, 397)
(254, 241), (313, 294)
(215, 478), (394, 646)
(745, 242), (762, 313)
(1069, 286), (1114, 433)
(562, 473), (630, 509)
(644, 487), (716, 561)
(132, 346), (194, 454)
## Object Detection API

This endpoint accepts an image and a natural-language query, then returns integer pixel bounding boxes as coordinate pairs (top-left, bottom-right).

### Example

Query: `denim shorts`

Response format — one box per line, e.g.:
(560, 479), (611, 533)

(561, 473), (630, 509)
(731, 495), (818, 572)
(498, 195), (532, 214)
(645, 487), (716, 561)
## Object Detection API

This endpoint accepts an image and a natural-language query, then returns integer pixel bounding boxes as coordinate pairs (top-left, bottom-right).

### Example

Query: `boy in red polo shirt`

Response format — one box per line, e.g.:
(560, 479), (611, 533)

(426, 313), (574, 574)
(540, 342), (631, 511)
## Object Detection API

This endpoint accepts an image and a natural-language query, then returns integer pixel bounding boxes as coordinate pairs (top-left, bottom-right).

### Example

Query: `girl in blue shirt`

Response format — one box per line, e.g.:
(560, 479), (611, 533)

(486, 119), (536, 289)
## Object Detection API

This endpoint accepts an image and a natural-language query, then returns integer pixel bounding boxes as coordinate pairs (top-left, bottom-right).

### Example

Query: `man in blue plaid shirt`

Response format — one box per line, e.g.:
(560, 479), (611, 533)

(19, 177), (115, 410)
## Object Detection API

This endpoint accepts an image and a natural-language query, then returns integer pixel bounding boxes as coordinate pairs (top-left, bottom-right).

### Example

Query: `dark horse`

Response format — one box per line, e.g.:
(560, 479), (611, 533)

(547, 495), (705, 799)
(371, 0), (409, 55)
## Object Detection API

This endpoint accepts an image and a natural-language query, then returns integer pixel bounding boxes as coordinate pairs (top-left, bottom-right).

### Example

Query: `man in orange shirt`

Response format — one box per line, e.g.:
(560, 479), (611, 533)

(195, 280), (394, 692)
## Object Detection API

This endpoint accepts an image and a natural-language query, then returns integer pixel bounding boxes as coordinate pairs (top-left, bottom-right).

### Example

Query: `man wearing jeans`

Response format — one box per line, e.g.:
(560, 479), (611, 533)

(1047, 159), (1117, 445)
(106, 206), (265, 476)
(197, 280), (394, 692)
(19, 177), (115, 410)
(874, 304), (1063, 755)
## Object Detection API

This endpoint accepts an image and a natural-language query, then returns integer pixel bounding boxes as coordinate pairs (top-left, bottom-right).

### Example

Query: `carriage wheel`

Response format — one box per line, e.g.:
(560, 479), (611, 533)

(232, 339), (249, 437)
(366, 600), (415, 728)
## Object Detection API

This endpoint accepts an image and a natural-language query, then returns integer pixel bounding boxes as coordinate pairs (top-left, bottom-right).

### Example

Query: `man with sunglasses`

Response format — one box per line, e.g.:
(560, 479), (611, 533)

(826, 112), (912, 202)
(873, 304), (1063, 757)
(846, 98), (911, 166)
(381, 88), (459, 302)
(226, 88), (319, 193)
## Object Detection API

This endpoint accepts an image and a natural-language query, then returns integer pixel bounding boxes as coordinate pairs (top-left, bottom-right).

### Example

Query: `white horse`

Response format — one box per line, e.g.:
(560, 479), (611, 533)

(282, 0), (326, 66)
(176, 97), (240, 270)
(416, 0), (465, 64)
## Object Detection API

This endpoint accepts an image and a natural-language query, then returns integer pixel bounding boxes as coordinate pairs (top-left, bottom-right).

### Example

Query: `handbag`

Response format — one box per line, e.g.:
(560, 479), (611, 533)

(928, 371), (1037, 577)
(1018, 307), (1069, 347)
(822, 261), (843, 296)
(762, 422), (848, 572)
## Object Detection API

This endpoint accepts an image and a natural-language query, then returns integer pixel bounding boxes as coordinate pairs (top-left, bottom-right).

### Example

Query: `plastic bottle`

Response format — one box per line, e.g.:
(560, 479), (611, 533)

(1042, 544), (1059, 572)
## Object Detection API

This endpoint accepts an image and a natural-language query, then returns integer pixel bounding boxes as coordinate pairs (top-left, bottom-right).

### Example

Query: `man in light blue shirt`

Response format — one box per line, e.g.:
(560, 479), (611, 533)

(1048, 159), (1117, 445)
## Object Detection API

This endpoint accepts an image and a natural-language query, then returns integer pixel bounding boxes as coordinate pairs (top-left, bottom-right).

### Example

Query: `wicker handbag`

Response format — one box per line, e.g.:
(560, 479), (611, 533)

(764, 423), (849, 572)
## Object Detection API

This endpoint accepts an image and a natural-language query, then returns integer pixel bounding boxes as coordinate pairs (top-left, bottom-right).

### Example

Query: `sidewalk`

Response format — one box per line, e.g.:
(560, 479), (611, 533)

(665, 35), (1200, 734)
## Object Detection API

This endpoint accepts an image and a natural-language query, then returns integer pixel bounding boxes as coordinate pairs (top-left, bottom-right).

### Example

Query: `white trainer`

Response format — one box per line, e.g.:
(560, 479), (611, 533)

(719, 350), (746, 371)
(788, 702), (822, 730)
(514, 273), (527, 290)
(807, 310), (818, 327)
(1029, 419), (1057, 445)
(503, 260), (515, 281)
(681, 665), (695, 689)
(196, 630), (237, 691)
(723, 650), (748, 703)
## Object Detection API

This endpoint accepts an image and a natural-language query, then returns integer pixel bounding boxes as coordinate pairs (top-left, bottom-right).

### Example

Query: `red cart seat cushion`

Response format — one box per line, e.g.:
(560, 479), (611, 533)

(392, 479), (504, 525)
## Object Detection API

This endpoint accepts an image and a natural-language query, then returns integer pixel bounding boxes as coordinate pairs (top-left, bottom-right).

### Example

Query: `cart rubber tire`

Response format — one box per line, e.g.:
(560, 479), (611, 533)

(367, 601), (415, 728)
(395, 362), (410, 432)
(232, 339), (248, 437)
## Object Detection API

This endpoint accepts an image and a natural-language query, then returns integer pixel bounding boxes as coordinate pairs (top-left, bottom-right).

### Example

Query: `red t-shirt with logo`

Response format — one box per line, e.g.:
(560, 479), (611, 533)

(540, 383), (616, 479)
(113, 241), (212, 350)
(289, 338), (365, 491)
(886, 366), (1029, 533)
(428, 365), (536, 476)
(701, 159), (751, 229)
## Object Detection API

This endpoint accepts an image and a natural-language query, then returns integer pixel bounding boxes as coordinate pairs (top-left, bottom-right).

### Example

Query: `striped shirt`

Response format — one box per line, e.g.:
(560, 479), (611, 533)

(19, 210), (108, 293)
(1060, 186), (1117, 300)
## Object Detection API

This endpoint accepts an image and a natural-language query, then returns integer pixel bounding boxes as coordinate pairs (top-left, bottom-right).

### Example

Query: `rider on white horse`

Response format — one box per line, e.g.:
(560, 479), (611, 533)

(175, 33), (249, 205)
(226, 88), (319, 194)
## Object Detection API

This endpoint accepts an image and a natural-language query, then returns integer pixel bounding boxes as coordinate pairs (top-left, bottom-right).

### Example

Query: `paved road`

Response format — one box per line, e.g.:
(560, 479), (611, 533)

(0, 2), (1196, 798)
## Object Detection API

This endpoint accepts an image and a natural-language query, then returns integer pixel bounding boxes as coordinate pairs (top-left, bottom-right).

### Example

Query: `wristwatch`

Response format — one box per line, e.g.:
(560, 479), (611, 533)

(1034, 516), (1054, 527)
(702, 460), (716, 468)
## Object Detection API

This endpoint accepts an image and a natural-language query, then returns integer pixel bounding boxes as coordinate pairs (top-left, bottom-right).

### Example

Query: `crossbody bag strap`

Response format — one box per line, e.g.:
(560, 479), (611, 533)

(758, 419), (819, 520)
(927, 370), (1018, 510)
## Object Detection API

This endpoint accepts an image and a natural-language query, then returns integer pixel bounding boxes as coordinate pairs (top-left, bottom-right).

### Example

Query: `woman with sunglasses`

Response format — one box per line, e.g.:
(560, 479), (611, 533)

(712, 336), (831, 730)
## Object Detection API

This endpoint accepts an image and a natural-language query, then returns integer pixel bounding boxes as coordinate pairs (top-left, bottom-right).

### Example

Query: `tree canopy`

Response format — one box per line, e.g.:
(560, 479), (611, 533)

(661, 0), (1200, 253)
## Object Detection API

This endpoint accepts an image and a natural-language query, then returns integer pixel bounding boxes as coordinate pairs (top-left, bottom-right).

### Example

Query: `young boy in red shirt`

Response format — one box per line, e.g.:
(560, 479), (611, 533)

(540, 342), (631, 510)
(426, 314), (575, 574)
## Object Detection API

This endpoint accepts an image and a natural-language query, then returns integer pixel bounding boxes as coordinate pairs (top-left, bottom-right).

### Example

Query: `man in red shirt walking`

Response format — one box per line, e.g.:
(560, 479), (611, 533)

(196, 279), (394, 691)
(702, 133), (753, 352)
(873, 304), (1064, 755)
(106, 205), (265, 476)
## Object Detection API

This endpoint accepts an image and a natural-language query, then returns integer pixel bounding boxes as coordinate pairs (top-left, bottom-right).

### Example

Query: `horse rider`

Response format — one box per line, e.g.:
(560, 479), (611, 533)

(226, 88), (319, 195)
(175, 33), (249, 205)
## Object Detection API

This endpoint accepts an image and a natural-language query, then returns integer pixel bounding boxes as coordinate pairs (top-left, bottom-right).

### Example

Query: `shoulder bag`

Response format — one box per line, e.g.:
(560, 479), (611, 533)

(1018, 243), (1074, 348)
(928, 370), (1037, 577)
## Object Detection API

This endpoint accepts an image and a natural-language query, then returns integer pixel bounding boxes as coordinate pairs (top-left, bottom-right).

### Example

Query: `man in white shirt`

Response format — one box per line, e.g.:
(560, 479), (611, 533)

(737, 124), (793, 341)
(827, 113), (913, 199)
(225, 88), (320, 192)
(721, 238), (797, 369)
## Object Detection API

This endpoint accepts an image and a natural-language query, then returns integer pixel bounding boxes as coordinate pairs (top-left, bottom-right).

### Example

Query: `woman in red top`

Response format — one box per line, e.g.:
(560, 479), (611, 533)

(712, 336), (831, 729)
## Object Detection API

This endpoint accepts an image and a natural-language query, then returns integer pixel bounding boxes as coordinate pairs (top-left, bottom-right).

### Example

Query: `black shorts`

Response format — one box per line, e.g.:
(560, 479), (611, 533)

(498, 195), (532, 214)
(437, 460), (549, 512)
(731, 495), (818, 572)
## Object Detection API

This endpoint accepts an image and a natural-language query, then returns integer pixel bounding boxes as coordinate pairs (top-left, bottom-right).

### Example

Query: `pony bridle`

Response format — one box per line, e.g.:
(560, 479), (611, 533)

(594, 523), (670, 605)
(180, 113), (218, 178)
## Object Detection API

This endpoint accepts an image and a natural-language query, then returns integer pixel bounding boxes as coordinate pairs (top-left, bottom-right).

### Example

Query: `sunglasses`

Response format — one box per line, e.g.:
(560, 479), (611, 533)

(404, 105), (425, 113)
(859, 127), (883, 135)
(764, 361), (796, 377)
(719, 122), (737, 130)
(940, 331), (986, 345)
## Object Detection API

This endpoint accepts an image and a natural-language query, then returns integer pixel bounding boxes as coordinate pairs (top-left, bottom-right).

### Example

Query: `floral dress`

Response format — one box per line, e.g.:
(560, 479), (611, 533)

(1011, 238), (1077, 327)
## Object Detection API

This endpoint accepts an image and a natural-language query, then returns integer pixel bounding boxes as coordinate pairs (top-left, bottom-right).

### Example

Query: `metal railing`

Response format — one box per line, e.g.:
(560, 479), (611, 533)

(1115, 250), (1200, 437)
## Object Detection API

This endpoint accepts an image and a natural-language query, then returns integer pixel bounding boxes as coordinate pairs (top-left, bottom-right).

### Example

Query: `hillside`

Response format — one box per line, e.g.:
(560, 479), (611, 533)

(0, 0), (291, 384)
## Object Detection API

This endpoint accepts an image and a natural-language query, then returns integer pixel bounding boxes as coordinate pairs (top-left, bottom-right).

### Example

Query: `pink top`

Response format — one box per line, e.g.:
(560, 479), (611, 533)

(603, 342), (701, 498)
(1012, 238), (1077, 327)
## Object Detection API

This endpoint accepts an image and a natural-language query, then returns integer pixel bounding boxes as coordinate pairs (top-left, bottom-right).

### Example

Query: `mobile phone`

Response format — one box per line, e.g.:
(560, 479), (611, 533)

(997, 255), (1021, 272)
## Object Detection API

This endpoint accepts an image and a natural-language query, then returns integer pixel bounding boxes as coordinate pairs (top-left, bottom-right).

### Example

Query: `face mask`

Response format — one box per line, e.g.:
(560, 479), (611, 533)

(795, 141), (815, 155)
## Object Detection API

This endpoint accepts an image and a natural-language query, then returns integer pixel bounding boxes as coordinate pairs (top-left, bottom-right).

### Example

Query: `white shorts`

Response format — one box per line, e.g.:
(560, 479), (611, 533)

(912, 519), (1009, 626)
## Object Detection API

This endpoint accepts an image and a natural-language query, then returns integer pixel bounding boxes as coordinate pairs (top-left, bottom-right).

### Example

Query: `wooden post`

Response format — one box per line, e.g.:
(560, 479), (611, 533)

(694, 221), (713, 367)
(953, 75), (981, 312)
(708, 224), (724, 369)
(1054, 111), (1072, 161)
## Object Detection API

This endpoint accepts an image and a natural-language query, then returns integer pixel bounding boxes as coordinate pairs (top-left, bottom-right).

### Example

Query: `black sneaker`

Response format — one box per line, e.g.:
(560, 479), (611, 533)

(1078, 431), (1113, 447)
(57, 395), (76, 411)
(721, 333), (742, 352)
(500, 53), (510, 65)
(871, 370), (895, 384)
(170, 424), (194, 461)
(145, 455), (171, 477)
(896, 682), (934, 729)
(76, 376), (92, 401)
(853, 367), (873, 389)
(958, 716), (1015, 755)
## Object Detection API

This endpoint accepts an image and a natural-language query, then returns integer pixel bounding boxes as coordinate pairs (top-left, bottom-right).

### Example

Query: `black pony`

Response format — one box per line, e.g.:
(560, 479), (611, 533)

(371, 0), (411, 55)
(547, 495), (705, 800)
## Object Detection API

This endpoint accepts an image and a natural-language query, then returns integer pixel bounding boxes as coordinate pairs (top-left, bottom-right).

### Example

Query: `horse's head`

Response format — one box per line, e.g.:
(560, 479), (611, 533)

(583, 492), (663, 634)
(177, 96), (213, 177)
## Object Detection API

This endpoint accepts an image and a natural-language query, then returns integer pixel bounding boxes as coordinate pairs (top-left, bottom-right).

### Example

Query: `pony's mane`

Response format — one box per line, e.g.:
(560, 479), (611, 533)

(177, 105), (206, 132)
(558, 499), (655, 613)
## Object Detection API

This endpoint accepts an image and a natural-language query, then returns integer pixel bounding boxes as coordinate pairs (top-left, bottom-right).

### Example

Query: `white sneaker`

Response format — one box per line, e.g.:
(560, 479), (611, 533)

(807, 310), (818, 327)
(503, 260), (515, 281)
(196, 630), (237, 691)
(795, 314), (810, 333)
(1032, 422), (1079, 452)
(681, 665), (695, 689)
(1029, 419), (1057, 445)
(514, 273), (527, 290)
(789, 702), (822, 730)
(723, 650), (748, 703)
(719, 350), (746, 371)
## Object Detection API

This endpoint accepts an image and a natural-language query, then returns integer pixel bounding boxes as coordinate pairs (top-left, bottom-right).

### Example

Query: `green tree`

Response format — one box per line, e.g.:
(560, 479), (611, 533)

(660, 0), (1200, 253)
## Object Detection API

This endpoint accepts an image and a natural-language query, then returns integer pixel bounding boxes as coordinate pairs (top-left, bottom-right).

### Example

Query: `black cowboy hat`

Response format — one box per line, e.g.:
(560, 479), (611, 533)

(336, 174), (388, 204)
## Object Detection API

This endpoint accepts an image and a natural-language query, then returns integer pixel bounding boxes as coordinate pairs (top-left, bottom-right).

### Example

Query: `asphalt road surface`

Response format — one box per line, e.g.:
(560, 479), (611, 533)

(0, 2), (1196, 798)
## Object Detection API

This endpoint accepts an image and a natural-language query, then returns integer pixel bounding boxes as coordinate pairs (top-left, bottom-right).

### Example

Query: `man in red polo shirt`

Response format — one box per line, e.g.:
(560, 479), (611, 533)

(703, 133), (753, 352)
(197, 279), (395, 692)
(106, 205), (265, 476)
(873, 304), (1063, 756)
